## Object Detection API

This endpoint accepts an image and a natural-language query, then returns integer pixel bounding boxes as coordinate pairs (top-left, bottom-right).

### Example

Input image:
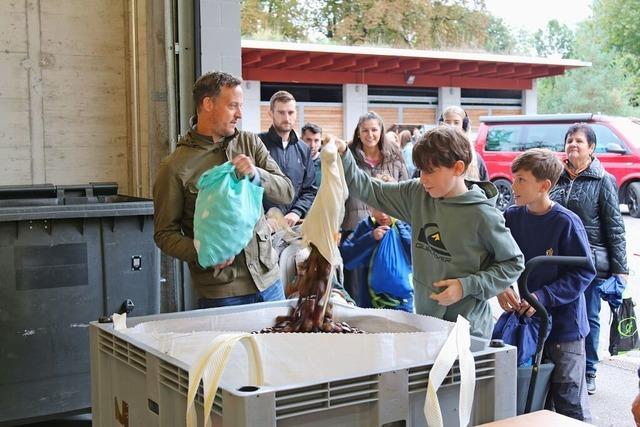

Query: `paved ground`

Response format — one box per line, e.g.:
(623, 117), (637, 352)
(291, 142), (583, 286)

(589, 211), (640, 427)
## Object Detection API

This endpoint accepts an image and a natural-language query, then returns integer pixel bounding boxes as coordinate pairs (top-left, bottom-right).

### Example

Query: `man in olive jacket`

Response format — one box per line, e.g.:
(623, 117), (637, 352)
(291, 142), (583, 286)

(153, 71), (294, 308)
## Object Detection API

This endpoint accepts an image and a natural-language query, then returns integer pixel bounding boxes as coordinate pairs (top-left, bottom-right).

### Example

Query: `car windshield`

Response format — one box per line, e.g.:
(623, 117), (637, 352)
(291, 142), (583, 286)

(612, 118), (640, 148)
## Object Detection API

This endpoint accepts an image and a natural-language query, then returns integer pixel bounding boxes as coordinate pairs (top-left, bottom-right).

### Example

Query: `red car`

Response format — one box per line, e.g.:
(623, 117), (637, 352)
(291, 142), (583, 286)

(475, 114), (640, 217)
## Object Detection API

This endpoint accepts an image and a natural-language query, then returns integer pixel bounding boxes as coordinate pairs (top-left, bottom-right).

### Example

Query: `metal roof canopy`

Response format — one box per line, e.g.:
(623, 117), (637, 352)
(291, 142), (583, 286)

(242, 40), (591, 91)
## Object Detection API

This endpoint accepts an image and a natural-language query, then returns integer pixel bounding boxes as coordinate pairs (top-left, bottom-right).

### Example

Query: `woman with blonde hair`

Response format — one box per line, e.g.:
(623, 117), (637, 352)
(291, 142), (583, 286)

(440, 106), (488, 181)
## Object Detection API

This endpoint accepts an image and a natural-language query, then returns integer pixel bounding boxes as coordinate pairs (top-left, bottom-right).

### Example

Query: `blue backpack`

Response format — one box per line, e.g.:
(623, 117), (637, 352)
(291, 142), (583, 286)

(492, 311), (551, 367)
(193, 162), (264, 268)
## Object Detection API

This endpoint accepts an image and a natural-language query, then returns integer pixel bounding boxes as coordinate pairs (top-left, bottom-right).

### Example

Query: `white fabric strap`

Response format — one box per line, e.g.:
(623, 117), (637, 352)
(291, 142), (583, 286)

(424, 315), (475, 427)
(186, 333), (264, 427)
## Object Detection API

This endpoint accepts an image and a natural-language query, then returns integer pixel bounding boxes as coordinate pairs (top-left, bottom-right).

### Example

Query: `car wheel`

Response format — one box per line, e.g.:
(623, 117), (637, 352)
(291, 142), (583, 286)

(492, 178), (514, 211)
(626, 182), (640, 218)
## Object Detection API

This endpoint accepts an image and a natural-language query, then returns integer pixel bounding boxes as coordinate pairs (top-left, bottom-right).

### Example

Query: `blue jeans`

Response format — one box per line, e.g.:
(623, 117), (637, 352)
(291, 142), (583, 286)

(197, 280), (285, 309)
(585, 278), (604, 375)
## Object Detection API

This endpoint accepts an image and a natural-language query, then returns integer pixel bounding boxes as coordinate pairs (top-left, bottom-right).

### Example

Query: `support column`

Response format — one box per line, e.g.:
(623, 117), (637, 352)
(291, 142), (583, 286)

(240, 80), (260, 133)
(522, 81), (537, 114)
(199, 0), (241, 76)
(437, 86), (461, 120)
(343, 84), (368, 140)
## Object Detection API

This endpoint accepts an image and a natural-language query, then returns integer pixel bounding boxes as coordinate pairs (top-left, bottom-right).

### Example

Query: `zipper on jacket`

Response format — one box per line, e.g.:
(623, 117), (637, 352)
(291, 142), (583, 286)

(565, 180), (575, 204)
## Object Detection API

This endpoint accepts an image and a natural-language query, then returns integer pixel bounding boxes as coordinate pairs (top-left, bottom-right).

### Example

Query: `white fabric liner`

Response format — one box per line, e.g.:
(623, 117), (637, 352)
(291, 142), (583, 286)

(122, 304), (456, 389)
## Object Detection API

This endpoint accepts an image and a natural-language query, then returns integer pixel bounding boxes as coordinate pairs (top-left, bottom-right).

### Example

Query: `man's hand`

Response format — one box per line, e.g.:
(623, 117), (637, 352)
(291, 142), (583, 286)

(431, 279), (464, 306)
(213, 257), (235, 271)
(232, 154), (257, 179)
(284, 212), (301, 227)
(372, 225), (390, 241)
(497, 287), (520, 312)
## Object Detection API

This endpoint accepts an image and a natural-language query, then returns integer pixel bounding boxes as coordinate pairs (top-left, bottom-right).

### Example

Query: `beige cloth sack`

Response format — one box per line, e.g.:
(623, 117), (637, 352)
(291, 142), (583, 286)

(301, 140), (348, 266)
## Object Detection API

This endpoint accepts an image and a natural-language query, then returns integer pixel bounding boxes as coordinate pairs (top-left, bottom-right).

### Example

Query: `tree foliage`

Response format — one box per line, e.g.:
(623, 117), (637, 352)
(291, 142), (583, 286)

(484, 16), (515, 53)
(532, 20), (574, 58)
(242, 0), (493, 50)
(240, 0), (310, 40)
(537, 21), (639, 116)
(593, 0), (640, 105)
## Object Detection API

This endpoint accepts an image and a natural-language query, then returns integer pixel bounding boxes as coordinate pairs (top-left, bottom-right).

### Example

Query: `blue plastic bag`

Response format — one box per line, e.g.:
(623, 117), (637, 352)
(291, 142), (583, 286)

(369, 224), (413, 299)
(492, 311), (551, 367)
(598, 275), (625, 308)
(193, 162), (264, 268)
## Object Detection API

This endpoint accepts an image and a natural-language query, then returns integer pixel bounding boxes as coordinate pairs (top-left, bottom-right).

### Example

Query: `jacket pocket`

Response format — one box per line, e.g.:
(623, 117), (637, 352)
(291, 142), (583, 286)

(590, 244), (610, 278)
(257, 230), (278, 270)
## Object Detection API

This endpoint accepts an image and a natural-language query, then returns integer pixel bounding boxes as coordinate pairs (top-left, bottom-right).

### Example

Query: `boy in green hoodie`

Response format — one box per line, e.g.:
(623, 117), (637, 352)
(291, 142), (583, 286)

(335, 125), (524, 337)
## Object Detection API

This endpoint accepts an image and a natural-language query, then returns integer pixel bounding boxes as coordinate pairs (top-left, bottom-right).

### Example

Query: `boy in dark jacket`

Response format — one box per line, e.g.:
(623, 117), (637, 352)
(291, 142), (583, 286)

(497, 148), (596, 422)
(340, 205), (414, 312)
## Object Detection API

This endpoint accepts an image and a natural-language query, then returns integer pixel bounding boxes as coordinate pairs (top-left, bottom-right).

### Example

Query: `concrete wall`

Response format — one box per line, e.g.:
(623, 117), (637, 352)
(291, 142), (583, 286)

(199, 0), (241, 76)
(0, 0), (168, 198)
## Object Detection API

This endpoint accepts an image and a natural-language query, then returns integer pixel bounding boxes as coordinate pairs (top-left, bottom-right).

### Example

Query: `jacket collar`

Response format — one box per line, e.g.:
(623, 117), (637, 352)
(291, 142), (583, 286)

(178, 127), (239, 152)
(266, 125), (298, 146)
(563, 156), (605, 180)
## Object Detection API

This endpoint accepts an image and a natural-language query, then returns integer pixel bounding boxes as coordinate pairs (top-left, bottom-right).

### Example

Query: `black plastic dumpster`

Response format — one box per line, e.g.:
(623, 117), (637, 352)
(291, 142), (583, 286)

(0, 183), (160, 425)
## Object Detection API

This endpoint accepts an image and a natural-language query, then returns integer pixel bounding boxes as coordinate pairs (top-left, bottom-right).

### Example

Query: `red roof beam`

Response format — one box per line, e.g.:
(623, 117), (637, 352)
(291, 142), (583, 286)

(508, 65), (535, 78)
(469, 63), (498, 77)
(414, 61), (441, 75)
(455, 62), (480, 76)
(375, 58), (401, 73)
(259, 52), (288, 68)
(538, 65), (567, 78)
(332, 55), (358, 70)
(400, 59), (421, 72)
(430, 61), (460, 75)
(305, 54), (335, 71)
(281, 53), (312, 69)
(517, 65), (551, 79)
(355, 57), (379, 71)
(494, 63), (516, 77)
(242, 50), (262, 66)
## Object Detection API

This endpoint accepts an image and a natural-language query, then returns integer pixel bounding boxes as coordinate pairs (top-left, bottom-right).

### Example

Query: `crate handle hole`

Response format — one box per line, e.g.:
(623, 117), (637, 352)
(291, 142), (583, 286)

(237, 385), (260, 392)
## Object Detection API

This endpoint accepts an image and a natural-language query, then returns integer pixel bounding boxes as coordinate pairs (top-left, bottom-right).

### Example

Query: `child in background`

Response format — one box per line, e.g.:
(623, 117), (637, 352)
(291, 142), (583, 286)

(497, 148), (596, 422)
(340, 198), (414, 312)
(333, 126), (524, 338)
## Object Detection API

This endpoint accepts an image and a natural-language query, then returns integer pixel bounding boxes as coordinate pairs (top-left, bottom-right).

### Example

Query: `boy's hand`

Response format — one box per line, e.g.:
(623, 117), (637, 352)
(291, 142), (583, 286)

(431, 279), (463, 306)
(497, 288), (520, 312)
(323, 134), (347, 154)
(372, 225), (390, 241)
(518, 293), (537, 317)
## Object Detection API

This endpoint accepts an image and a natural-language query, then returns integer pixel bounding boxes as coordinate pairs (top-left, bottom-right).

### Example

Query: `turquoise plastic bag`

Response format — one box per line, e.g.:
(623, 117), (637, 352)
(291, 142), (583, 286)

(193, 161), (264, 268)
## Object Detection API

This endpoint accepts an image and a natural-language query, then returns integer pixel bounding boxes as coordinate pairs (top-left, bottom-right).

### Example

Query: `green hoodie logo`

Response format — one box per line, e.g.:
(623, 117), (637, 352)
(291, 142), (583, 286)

(417, 223), (452, 262)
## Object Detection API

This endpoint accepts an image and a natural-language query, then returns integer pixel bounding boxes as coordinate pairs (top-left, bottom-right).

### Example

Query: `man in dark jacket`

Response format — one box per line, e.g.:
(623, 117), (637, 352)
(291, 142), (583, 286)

(259, 91), (317, 227)
(301, 122), (323, 187)
(153, 71), (294, 308)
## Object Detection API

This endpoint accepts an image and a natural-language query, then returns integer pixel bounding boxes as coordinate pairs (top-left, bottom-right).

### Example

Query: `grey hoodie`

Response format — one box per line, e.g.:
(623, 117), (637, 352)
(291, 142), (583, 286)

(342, 150), (524, 338)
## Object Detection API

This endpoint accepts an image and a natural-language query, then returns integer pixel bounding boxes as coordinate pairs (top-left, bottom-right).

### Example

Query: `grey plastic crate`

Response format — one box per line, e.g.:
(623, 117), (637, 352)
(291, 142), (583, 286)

(0, 183), (160, 425)
(90, 301), (517, 427)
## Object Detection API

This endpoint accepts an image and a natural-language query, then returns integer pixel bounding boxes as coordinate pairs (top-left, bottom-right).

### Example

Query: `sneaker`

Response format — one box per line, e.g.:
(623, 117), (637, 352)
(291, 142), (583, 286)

(586, 374), (596, 395)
